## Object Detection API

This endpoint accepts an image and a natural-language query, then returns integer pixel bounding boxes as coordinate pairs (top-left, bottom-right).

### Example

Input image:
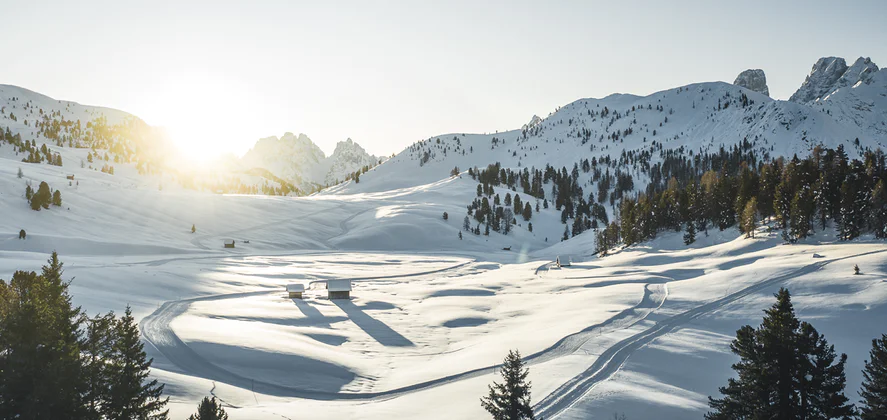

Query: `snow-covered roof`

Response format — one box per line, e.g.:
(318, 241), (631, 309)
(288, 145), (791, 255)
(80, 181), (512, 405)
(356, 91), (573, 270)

(327, 280), (352, 292)
(286, 283), (305, 292)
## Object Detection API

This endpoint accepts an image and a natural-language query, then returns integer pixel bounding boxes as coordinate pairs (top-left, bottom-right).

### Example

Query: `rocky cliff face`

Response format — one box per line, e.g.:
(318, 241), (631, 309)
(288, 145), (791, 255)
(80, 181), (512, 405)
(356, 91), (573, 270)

(733, 69), (769, 96)
(241, 133), (377, 189)
(790, 57), (879, 103)
(319, 138), (379, 185)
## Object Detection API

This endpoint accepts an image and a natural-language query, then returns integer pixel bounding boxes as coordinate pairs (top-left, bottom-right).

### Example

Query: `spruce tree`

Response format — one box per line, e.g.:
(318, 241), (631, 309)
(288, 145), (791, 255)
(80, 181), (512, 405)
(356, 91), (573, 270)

(0, 252), (86, 419)
(859, 334), (887, 419)
(707, 288), (853, 419)
(52, 189), (62, 207)
(187, 397), (228, 420)
(105, 306), (168, 419)
(683, 222), (696, 245)
(480, 350), (536, 420)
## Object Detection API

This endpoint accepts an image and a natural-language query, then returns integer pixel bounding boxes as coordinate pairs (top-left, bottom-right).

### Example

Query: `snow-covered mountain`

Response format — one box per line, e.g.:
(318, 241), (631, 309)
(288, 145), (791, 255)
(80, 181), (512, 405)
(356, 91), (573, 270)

(329, 56), (886, 196)
(239, 133), (378, 191)
(789, 56), (880, 103)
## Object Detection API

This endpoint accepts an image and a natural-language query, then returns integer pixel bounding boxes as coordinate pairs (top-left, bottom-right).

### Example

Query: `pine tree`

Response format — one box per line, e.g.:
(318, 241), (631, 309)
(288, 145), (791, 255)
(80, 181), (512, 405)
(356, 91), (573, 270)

(741, 198), (758, 238)
(480, 350), (536, 420)
(707, 288), (853, 420)
(191, 224), (196, 234)
(562, 224), (569, 241)
(187, 397), (228, 420)
(859, 334), (887, 419)
(463, 216), (471, 231)
(0, 252), (87, 419)
(871, 180), (887, 239)
(17, 167), (22, 178)
(52, 189), (62, 207)
(104, 306), (168, 419)
(683, 222), (696, 245)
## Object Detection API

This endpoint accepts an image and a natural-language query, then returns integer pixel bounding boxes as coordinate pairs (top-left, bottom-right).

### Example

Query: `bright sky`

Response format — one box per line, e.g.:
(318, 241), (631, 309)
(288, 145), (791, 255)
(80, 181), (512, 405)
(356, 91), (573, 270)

(1, 0), (885, 159)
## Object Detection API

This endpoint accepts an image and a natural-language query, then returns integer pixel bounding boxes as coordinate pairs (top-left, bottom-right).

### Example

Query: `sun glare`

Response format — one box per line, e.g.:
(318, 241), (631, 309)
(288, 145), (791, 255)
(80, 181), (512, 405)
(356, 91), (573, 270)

(137, 74), (257, 163)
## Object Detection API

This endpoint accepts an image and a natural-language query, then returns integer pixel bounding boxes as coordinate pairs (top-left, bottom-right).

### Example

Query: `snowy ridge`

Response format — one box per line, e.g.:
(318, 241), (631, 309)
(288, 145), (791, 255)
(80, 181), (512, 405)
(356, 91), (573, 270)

(241, 133), (378, 191)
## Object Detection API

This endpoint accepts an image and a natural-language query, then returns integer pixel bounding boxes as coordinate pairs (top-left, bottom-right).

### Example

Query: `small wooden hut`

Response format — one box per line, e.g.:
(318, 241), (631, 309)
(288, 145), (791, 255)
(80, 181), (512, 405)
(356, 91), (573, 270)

(286, 283), (305, 299)
(327, 280), (352, 300)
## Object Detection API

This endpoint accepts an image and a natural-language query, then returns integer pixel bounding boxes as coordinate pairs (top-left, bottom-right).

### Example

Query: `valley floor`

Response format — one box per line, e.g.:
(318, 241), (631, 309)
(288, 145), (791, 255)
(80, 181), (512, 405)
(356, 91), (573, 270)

(2, 152), (886, 419)
(2, 228), (884, 420)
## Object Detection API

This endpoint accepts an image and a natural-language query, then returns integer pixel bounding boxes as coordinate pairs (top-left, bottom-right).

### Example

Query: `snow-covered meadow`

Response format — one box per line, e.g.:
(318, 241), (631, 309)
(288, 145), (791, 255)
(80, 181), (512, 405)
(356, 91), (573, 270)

(2, 145), (885, 419)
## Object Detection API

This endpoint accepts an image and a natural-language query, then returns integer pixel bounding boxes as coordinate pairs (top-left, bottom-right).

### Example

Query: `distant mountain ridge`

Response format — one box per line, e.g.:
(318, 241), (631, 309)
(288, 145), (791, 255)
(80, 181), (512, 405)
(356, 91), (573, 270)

(240, 133), (379, 191)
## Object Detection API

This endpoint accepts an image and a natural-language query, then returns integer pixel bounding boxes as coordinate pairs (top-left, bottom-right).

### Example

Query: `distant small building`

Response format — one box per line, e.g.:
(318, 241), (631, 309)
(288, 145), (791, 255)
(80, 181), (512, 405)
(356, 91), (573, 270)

(224, 240), (235, 249)
(286, 283), (305, 299)
(327, 280), (352, 300)
(555, 256), (572, 268)
(66, 174), (75, 180)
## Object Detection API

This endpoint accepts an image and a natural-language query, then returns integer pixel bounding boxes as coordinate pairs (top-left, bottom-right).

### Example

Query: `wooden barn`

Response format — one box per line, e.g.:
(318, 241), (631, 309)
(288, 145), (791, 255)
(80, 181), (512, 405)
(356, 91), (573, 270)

(327, 280), (352, 300)
(286, 283), (305, 299)
(224, 240), (235, 249)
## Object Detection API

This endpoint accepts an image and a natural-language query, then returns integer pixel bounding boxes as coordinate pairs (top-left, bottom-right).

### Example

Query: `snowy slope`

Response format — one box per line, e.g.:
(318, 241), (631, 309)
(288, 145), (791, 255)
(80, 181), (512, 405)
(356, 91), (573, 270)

(1, 56), (886, 420)
(329, 63), (887, 198)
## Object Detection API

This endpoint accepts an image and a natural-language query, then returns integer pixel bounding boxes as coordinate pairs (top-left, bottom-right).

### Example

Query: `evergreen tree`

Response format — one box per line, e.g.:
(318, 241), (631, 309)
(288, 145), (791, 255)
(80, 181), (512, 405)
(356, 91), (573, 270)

(870, 180), (887, 239)
(707, 288), (853, 420)
(791, 187), (815, 240)
(0, 252), (86, 419)
(104, 306), (168, 420)
(683, 222), (696, 245)
(741, 198), (758, 238)
(562, 225), (569, 241)
(463, 216), (471, 231)
(191, 224), (196, 234)
(859, 334), (887, 419)
(52, 189), (62, 207)
(480, 350), (536, 420)
(17, 167), (22, 178)
(187, 397), (228, 420)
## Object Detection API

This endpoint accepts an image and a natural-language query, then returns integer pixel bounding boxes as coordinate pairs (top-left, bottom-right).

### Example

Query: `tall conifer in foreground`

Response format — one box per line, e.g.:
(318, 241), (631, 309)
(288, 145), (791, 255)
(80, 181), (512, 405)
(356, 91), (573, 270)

(859, 334), (887, 419)
(481, 349), (536, 420)
(707, 288), (853, 419)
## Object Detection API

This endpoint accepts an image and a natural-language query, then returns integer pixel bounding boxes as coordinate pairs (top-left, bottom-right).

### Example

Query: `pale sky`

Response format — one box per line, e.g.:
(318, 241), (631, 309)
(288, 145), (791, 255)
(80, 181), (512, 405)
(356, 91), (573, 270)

(2, 0), (885, 158)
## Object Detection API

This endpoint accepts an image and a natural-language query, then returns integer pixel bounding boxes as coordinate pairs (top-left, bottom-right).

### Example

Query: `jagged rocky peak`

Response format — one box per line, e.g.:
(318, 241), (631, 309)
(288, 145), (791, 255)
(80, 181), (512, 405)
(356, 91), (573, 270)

(789, 56), (879, 103)
(733, 69), (769, 96)
(522, 115), (543, 131)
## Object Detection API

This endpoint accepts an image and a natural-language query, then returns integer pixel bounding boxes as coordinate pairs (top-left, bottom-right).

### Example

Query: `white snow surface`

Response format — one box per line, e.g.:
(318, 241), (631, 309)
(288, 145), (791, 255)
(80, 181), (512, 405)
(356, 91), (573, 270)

(1, 59), (886, 419)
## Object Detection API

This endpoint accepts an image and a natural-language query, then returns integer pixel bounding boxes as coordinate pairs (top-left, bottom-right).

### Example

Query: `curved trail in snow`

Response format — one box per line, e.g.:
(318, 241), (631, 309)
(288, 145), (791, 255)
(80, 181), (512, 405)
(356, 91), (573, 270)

(142, 248), (887, 407)
(532, 248), (887, 419)
(141, 262), (667, 401)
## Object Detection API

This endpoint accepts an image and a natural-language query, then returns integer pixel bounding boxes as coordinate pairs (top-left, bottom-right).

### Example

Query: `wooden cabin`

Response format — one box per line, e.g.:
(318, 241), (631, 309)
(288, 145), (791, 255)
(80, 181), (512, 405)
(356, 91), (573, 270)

(555, 256), (572, 268)
(66, 174), (75, 180)
(327, 280), (352, 300)
(286, 283), (305, 299)
(224, 240), (235, 249)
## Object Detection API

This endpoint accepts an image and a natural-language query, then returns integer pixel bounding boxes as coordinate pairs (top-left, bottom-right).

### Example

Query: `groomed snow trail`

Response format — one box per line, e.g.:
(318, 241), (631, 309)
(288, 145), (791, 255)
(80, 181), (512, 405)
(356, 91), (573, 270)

(532, 249), (887, 419)
(140, 261), (668, 401)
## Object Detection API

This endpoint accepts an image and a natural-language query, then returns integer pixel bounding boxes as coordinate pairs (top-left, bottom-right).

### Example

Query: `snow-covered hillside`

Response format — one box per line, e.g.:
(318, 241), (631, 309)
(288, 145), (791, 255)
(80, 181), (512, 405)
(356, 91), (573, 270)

(330, 57), (887, 198)
(1, 56), (886, 420)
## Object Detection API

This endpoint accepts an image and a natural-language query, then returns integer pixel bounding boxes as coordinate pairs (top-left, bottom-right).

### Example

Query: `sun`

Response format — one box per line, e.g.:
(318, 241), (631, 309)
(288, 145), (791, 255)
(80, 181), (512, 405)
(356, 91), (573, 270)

(136, 73), (257, 163)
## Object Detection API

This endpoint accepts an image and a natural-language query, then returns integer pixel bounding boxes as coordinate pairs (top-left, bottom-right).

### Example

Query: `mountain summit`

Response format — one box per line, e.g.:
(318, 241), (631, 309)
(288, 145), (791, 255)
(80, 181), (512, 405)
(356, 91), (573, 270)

(733, 69), (769, 96)
(240, 132), (377, 190)
(789, 56), (879, 103)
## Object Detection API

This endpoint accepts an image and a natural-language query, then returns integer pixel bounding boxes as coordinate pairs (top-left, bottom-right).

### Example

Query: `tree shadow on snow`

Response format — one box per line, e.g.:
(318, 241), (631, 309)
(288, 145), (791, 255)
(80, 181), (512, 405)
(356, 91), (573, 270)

(332, 300), (414, 347)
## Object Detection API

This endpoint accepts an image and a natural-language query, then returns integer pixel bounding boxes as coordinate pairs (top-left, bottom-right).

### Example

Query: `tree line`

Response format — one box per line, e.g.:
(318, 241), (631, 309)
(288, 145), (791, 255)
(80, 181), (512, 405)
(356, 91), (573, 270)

(596, 146), (887, 254)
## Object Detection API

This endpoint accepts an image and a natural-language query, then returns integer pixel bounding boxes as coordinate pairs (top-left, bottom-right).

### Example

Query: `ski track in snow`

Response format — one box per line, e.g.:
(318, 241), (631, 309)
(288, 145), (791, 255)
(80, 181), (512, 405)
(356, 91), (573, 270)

(140, 258), (671, 402)
(532, 248), (887, 419)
